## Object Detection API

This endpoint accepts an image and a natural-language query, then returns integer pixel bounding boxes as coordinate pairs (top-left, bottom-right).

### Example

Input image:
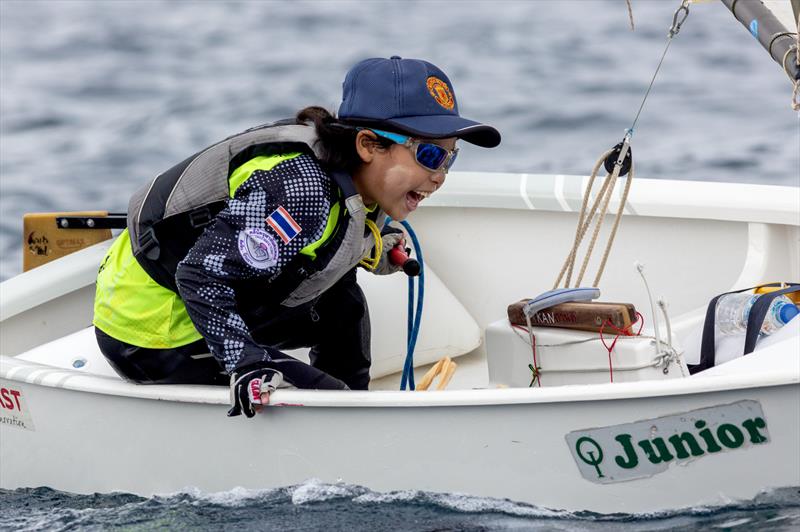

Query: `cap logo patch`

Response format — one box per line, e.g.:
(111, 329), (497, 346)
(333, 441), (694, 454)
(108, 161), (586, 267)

(426, 76), (454, 110)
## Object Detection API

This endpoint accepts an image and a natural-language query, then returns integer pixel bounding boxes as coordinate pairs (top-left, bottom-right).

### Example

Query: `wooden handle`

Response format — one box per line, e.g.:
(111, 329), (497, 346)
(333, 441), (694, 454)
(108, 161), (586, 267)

(417, 357), (457, 391)
(508, 300), (637, 333)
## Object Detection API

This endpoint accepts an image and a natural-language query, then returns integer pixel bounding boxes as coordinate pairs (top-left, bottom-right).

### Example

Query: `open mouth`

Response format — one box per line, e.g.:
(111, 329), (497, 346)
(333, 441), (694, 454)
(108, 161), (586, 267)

(410, 190), (431, 201)
(405, 190), (431, 212)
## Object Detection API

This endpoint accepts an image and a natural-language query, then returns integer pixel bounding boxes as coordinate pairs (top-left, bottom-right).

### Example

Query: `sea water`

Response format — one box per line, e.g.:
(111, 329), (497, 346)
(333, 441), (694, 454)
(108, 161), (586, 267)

(1, 0), (799, 528)
(1, 482), (799, 531)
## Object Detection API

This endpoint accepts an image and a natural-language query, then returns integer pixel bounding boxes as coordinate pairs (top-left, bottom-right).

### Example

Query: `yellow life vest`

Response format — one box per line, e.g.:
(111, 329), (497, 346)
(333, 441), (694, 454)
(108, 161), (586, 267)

(93, 152), (307, 349)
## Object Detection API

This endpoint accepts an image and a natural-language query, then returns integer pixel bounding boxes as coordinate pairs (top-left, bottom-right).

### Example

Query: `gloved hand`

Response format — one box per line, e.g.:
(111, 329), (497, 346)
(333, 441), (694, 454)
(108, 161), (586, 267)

(227, 367), (283, 418)
(373, 225), (405, 276)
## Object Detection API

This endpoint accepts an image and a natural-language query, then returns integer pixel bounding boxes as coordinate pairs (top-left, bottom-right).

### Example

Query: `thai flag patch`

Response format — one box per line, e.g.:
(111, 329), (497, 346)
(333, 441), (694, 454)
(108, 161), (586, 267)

(266, 206), (302, 244)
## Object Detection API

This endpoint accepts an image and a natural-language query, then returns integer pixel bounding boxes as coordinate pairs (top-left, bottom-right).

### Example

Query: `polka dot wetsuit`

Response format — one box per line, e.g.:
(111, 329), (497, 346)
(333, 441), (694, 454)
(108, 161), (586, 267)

(175, 154), (368, 390)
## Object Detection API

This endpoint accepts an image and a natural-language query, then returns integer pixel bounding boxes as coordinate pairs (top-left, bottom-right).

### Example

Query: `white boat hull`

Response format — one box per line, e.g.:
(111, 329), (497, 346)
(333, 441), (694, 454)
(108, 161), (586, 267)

(2, 174), (799, 513)
(2, 357), (797, 513)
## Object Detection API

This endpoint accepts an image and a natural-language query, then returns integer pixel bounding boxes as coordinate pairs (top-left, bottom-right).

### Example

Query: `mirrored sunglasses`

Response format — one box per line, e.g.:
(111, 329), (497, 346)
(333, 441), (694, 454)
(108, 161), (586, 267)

(363, 128), (459, 173)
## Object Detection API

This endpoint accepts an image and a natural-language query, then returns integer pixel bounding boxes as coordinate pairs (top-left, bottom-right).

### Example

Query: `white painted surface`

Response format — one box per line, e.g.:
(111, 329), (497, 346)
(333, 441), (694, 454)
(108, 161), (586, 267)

(485, 319), (688, 388)
(1, 174), (799, 513)
(1, 354), (797, 513)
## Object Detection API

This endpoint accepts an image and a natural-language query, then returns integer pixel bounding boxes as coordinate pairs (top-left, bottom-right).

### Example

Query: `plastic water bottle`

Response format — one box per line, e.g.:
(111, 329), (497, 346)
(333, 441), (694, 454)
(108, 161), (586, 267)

(716, 293), (799, 335)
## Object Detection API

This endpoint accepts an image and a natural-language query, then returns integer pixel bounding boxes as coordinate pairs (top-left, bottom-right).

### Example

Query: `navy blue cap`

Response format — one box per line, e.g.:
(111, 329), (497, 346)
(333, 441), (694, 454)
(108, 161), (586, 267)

(338, 56), (500, 148)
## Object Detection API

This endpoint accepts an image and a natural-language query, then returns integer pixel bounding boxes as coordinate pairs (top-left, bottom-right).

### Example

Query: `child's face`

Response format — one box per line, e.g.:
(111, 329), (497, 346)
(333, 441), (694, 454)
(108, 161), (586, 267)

(354, 132), (456, 221)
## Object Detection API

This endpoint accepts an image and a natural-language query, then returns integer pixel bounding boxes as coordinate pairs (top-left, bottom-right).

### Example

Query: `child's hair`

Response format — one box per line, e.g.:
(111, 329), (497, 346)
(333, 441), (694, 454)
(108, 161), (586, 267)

(296, 106), (393, 173)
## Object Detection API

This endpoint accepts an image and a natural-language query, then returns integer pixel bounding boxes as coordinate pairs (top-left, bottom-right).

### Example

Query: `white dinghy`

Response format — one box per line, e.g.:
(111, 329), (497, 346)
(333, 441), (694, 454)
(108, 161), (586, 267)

(2, 0), (799, 515)
(3, 173), (798, 514)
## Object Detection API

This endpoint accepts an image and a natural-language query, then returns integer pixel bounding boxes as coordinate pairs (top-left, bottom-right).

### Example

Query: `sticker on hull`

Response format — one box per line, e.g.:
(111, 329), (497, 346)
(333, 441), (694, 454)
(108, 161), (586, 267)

(566, 400), (769, 484)
(0, 385), (36, 431)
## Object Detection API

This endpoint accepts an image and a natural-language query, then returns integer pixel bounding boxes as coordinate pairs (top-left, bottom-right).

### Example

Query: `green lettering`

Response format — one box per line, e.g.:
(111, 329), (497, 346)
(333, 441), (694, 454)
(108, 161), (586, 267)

(694, 420), (722, 453)
(637, 437), (675, 464)
(668, 432), (705, 459)
(717, 423), (745, 448)
(741, 417), (768, 444)
(614, 434), (639, 469)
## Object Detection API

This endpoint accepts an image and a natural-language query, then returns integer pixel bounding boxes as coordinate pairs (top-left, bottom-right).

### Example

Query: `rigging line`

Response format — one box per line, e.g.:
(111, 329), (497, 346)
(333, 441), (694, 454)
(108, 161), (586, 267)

(626, 0), (635, 31)
(628, 0), (690, 134)
(629, 36), (674, 134)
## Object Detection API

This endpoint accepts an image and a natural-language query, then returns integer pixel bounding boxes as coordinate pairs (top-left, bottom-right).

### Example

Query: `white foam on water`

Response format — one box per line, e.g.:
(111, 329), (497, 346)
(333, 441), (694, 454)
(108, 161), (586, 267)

(352, 486), (571, 518)
(766, 513), (800, 523)
(285, 481), (571, 517)
(158, 485), (286, 507)
(192, 486), (283, 506)
(353, 489), (420, 504)
(427, 491), (570, 518)
(118, 483), (799, 522)
(158, 486), (203, 499)
(711, 517), (752, 528)
(290, 478), (364, 505)
(19, 505), (136, 531)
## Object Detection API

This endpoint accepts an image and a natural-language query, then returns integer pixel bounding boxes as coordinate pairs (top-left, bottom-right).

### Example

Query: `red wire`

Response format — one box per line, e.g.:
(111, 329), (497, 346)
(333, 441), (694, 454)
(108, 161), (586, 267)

(599, 312), (645, 383)
(511, 323), (541, 387)
(515, 311), (646, 387)
(532, 332), (541, 387)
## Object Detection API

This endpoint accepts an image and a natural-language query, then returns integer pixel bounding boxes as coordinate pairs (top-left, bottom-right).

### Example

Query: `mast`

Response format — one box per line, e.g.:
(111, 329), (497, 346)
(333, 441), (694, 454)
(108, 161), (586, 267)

(720, 0), (799, 84)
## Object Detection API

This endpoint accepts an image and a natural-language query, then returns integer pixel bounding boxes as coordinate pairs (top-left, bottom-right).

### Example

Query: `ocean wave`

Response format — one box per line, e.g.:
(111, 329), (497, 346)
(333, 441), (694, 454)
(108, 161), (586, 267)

(2, 484), (798, 531)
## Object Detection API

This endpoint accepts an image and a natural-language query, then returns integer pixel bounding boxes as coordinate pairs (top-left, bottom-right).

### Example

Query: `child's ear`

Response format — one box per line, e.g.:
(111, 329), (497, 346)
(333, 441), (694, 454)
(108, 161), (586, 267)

(355, 130), (379, 163)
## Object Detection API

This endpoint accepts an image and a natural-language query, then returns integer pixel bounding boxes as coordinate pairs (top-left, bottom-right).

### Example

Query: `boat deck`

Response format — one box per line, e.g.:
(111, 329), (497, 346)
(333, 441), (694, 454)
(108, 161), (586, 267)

(11, 317), (800, 396)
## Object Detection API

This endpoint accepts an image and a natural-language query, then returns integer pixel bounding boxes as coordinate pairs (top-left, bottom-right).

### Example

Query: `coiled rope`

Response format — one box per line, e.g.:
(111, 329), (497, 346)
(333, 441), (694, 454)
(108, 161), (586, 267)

(553, 143), (635, 289)
(399, 219), (424, 391)
(358, 219), (383, 271)
(554, 0), (691, 289)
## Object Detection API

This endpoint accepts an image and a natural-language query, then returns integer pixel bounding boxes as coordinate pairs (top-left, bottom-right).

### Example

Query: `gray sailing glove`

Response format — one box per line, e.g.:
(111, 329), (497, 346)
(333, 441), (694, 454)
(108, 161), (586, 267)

(227, 367), (283, 418)
(373, 225), (405, 276)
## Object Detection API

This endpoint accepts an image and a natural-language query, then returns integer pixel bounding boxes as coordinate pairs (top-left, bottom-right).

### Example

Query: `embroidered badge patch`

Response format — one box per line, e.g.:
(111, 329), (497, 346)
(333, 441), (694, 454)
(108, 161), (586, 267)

(426, 76), (455, 110)
(237, 228), (278, 270)
(266, 205), (302, 244)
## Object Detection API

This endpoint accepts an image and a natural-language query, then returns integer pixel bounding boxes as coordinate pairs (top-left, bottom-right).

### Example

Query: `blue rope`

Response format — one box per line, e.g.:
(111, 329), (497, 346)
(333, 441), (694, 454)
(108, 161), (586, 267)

(403, 277), (416, 390)
(389, 219), (424, 391)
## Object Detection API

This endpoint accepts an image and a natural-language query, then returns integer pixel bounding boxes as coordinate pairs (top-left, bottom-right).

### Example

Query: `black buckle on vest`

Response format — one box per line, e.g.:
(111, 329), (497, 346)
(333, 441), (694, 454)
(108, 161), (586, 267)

(188, 207), (212, 229)
(139, 228), (160, 260)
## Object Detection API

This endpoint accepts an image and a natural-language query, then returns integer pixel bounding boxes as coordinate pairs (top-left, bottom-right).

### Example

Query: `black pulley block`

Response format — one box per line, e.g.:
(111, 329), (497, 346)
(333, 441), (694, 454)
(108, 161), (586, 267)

(603, 142), (633, 177)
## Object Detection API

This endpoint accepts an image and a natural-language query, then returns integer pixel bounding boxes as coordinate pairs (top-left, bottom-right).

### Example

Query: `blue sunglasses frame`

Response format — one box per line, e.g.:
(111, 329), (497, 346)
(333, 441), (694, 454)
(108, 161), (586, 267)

(360, 128), (459, 173)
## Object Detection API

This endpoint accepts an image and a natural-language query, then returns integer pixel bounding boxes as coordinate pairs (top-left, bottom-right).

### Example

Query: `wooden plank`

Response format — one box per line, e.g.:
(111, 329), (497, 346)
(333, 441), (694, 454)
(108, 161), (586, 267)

(23, 211), (112, 271)
(508, 300), (637, 333)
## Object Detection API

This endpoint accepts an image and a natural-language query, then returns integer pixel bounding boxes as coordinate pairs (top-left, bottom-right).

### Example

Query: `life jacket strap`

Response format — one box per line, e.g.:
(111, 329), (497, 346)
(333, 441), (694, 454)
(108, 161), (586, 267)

(139, 227), (160, 261)
(188, 206), (213, 229)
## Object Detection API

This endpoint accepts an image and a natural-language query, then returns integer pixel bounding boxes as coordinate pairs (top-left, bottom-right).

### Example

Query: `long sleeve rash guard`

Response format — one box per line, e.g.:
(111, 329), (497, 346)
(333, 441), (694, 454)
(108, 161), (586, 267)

(175, 154), (333, 376)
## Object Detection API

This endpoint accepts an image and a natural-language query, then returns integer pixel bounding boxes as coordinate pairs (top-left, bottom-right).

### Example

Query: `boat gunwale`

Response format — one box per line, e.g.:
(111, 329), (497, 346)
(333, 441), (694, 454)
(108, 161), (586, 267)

(424, 172), (800, 226)
(2, 354), (797, 408)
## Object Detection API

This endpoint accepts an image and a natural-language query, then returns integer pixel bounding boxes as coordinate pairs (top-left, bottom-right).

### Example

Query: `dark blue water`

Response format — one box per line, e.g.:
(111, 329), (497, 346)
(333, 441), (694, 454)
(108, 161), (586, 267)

(1, 482), (799, 531)
(1, 0), (799, 526)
